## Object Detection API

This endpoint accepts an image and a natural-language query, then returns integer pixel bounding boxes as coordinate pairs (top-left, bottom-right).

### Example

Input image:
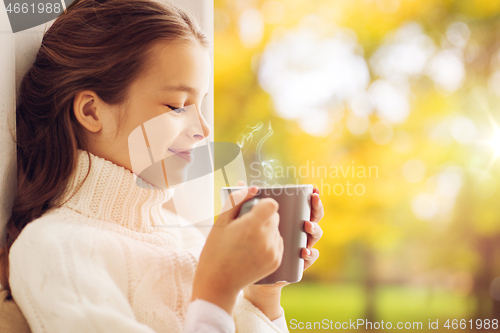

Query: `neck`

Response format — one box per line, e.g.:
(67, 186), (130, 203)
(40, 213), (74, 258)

(60, 150), (173, 233)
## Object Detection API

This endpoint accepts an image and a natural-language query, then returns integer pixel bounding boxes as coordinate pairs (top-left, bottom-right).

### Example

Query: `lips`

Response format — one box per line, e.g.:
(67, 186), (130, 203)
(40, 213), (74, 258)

(168, 148), (194, 162)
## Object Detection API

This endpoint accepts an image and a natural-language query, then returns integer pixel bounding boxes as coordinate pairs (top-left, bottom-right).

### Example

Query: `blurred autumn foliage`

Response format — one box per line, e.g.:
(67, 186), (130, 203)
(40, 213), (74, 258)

(214, 0), (500, 322)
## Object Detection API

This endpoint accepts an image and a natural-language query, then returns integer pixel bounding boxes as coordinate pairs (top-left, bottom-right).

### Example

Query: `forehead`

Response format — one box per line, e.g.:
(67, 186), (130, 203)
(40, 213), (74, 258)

(137, 40), (211, 95)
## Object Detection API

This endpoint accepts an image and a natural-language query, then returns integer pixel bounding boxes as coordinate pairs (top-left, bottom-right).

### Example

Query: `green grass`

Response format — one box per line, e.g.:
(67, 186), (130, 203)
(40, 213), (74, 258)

(281, 282), (474, 332)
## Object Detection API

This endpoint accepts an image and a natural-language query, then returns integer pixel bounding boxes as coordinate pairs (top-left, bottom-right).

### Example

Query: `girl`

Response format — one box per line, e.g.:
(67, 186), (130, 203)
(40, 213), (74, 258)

(0, 0), (324, 332)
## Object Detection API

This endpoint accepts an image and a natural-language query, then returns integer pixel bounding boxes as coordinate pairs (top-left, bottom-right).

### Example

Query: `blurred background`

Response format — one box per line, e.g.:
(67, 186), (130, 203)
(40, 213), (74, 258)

(214, 0), (500, 331)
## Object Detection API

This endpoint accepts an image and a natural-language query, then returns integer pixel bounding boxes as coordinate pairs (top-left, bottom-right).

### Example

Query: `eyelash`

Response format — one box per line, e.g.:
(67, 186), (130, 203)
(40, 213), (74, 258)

(165, 104), (206, 118)
(165, 105), (186, 114)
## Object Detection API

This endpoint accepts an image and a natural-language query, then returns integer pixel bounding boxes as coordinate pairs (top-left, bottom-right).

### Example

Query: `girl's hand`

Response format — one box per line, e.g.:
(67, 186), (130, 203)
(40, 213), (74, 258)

(192, 185), (283, 315)
(240, 183), (325, 320)
(302, 187), (324, 270)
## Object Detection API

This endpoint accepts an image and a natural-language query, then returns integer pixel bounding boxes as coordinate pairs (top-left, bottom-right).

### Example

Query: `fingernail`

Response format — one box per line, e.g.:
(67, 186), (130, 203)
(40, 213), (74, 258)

(249, 186), (258, 194)
(306, 248), (312, 256)
(310, 222), (315, 231)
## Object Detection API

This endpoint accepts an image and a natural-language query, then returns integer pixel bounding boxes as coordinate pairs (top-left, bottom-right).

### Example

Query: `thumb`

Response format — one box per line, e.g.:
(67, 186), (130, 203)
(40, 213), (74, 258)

(215, 186), (258, 227)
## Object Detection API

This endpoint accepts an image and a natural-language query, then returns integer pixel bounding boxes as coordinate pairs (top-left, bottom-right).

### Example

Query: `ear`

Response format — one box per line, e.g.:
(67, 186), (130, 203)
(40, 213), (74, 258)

(73, 90), (104, 133)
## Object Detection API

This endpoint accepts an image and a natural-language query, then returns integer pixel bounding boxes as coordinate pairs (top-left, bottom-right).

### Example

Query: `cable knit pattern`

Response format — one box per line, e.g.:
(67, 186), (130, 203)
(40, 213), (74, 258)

(60, 150), (174, 235)
(8, 150), (287, 333)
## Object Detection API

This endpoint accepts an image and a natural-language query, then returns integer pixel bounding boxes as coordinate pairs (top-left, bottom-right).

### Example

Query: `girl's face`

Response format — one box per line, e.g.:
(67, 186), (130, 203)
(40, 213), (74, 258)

(77, 40), (211, 184)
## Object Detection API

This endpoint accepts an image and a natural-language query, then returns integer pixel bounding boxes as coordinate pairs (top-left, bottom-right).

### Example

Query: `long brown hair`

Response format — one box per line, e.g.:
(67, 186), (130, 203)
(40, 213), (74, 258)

(0, 0), (209, 299)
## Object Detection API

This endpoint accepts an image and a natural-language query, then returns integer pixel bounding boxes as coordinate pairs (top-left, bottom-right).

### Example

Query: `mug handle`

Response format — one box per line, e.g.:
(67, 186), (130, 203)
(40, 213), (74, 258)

(237, 198), (260, 218)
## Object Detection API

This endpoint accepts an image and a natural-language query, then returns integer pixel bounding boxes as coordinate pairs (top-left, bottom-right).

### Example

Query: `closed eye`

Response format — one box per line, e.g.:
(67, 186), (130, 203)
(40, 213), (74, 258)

(165, 105), (186, 114)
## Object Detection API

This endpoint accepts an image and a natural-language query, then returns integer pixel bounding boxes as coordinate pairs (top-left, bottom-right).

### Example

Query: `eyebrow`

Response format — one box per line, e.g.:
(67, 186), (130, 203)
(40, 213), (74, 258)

(161, 84), (208, 97)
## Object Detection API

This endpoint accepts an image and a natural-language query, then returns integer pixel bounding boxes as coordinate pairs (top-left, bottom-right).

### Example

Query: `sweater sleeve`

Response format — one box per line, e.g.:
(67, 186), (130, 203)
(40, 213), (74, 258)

(271, 313), (289, 332)
(8, 219), (157, 333)
(233, 291), (288, 333)
(183, 298), (289, 333)
(184, 299), (235, 333)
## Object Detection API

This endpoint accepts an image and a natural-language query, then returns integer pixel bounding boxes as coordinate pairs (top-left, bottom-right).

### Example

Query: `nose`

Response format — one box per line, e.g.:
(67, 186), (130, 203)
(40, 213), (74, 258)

(188, 104), (211, 141)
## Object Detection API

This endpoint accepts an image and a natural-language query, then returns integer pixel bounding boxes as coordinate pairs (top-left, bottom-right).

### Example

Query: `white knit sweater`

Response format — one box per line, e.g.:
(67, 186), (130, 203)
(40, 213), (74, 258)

(9, 150), (287, 333)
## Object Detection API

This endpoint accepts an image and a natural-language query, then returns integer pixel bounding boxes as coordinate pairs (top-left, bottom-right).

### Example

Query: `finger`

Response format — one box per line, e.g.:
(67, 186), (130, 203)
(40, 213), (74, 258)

(310, 193), (324, 223)
(313, 187), (320, 195)
(276, 233), (284, 263)
(278, 232), (284, 254)
(301, 248), (320, 270)
(243, 281), (289, 296)
(244, 198), (279, 226)
(216, 186), (258, 226)
(236, 180), (246, 186)
(274, 281), (289, 288)
(269, 211), (280, 230)
(304, 221), (323, 248)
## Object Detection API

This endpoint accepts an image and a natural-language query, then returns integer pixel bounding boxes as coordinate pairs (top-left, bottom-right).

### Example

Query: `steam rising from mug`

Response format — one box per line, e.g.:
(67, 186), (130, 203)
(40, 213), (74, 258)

(237, 121), (281, 186)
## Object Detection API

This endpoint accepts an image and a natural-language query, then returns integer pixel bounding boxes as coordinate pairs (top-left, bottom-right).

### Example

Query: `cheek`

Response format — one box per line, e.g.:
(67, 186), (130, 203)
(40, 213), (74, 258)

(141, 115), (182, 160)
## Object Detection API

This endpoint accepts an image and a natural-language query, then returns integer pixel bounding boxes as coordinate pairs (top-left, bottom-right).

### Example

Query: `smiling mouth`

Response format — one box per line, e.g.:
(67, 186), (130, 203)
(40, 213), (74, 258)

(168, 148), (193, 162)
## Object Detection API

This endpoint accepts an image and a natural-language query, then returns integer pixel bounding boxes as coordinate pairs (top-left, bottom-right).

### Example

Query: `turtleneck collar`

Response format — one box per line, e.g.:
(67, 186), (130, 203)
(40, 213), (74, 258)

(60, 150), (173, 233)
